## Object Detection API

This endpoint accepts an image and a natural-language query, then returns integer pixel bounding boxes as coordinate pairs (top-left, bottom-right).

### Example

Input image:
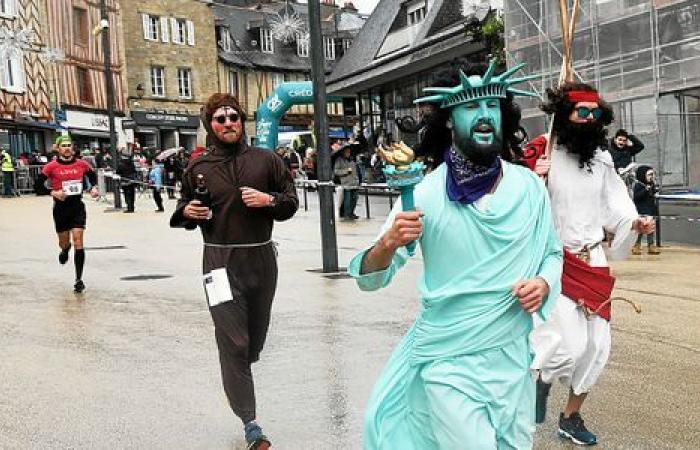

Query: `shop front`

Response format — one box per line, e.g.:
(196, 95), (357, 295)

(0, 117), (58, 158)
(59, 109), (127, 153)
(128, 111), (200, 152)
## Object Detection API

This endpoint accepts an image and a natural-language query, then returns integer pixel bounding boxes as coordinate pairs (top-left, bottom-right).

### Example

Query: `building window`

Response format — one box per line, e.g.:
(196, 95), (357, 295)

(150, 66), (165, 97)
(142, 14), (159, 41)
(0, 0), (17, 17)
(76, 67), (93, 104)
(177, 68), (192, 99)
(260, 28), (274, 53)
(228, 70), (238, 98)
(344, 39), (352, 50)
(407, 2), (426, 26)
(218, 27), (232, 52)
(324, 37), (335, 60)
(73, 7), (89, 45)
(171, 18), (187, 45)
(297, 35), (309, 57)
(0, 51), (25, 93)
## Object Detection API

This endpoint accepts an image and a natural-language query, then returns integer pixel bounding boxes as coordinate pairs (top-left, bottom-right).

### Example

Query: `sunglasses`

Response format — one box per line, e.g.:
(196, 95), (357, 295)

(575, 106), (603, 120)
(213, 112), (240, 124)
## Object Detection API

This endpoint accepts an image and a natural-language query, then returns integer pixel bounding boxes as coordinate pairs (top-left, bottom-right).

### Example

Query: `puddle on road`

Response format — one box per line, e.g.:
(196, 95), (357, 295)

(120, 274), (173, 281)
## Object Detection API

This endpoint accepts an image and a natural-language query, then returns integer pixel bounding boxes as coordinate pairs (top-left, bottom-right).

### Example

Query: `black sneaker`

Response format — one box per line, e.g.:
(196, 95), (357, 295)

(74, 280), (85, 293)
(59, 244), (72, 265)
(558, 412), (597, 446)
(535, 379), (551, 424)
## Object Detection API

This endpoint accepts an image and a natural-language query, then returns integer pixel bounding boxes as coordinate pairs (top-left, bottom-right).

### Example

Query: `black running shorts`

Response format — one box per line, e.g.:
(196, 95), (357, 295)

(53, 199), (86, 232)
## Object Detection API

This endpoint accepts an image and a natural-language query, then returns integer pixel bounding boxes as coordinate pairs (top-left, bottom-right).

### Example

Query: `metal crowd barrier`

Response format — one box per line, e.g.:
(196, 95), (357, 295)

(12, 165), (44, 195)
(294, 179), (399, 218)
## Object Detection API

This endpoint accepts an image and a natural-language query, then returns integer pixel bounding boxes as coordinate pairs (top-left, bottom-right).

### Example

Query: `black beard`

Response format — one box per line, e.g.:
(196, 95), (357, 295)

(453, 133), (502, 167)
(557, 121), (605, 168)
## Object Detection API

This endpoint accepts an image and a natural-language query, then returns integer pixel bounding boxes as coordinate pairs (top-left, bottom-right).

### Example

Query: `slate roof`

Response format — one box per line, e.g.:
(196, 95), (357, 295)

(212, 1), (366, 73)
(327, 0), (490, 95)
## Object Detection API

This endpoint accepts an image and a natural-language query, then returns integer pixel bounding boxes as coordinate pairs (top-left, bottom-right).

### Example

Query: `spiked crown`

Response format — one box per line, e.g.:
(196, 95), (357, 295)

(414, 59), (539, 109)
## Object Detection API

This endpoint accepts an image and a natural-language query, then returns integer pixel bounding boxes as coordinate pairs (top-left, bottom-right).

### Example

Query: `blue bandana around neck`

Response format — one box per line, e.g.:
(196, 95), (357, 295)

(444, 146), (502, 205)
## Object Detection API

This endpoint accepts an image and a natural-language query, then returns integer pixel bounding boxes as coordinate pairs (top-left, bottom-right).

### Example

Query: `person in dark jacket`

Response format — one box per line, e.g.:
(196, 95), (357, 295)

(170, 93), (298, 450)
(116, 149), (137, 212)
(609, 129), (644, 173)
(632, 165), (660, 255)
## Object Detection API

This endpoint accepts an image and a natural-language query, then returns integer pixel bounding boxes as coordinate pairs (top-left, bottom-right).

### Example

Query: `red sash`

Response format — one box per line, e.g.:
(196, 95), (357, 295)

(562, 249), (616, 321)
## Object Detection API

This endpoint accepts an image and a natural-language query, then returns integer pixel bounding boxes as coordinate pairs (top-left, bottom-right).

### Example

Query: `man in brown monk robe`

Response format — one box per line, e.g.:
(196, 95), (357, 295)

(170, 93), (298, 449)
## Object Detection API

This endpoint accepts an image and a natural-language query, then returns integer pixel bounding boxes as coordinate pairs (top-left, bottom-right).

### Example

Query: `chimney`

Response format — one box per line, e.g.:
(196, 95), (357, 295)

(342, 1), (358, 11)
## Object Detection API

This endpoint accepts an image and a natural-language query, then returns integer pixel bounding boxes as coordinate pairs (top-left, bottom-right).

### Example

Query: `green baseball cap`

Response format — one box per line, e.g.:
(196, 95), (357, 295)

(55, 135), (73, 146)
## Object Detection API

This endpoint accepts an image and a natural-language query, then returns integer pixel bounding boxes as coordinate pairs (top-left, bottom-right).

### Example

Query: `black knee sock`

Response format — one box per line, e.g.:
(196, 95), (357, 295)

(74, 249), (85, 280)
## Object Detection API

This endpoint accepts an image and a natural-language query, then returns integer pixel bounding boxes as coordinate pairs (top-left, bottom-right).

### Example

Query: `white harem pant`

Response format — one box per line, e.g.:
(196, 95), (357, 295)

(530, 246), (612, 395)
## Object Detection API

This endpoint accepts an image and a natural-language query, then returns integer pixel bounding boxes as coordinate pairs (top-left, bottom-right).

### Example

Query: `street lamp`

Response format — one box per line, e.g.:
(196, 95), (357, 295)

(135, 83), (145, 99)
(307, 0), (339, 273)
(97, 0), (121, 209)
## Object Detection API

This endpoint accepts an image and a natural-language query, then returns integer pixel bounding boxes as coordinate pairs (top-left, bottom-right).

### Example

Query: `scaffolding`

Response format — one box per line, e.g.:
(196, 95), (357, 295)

(504, 0), (700, 188)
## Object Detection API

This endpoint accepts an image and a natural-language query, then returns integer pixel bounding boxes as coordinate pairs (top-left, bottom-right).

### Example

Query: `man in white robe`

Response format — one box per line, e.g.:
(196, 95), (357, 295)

(525, 83), (655, 446)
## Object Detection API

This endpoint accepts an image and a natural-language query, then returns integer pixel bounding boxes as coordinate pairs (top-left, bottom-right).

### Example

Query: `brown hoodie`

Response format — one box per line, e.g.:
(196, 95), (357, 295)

(170, 95), (298, 247)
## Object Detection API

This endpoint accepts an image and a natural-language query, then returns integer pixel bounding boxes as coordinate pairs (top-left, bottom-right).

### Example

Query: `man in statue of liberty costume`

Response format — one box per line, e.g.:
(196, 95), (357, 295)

(348, 61), (564, 449)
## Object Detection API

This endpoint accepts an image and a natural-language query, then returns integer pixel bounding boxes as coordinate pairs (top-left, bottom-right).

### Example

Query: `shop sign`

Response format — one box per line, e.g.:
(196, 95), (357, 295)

(63, 110), (110, 130)
(132, 111), (200, 128)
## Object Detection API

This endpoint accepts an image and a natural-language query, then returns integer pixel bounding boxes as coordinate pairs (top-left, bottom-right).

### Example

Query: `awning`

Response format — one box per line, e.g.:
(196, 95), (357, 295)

(68, 127), (110, 138)
(3, 119), (61, 130)
(178, 128), (198, 135)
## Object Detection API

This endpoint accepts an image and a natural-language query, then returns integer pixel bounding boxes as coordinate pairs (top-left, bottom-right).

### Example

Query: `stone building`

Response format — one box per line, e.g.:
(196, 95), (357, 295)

(121, 0), (218, 151)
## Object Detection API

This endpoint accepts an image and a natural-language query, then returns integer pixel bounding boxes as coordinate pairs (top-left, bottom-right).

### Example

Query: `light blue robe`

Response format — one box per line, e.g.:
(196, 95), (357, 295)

(348, 161), (563, 449)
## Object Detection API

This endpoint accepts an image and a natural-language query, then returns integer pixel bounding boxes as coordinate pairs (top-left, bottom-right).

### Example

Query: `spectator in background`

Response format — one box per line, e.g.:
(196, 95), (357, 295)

(1, 148), (15, 197)
(94, 148), (105, 168)
(632, 165), (660, 255)
(333, 145), (359, 220)
(609, 129), (644, 173)
(117, 148), (137, 213)
(148, 159), (165, 212)
(163, 155), (177, 199)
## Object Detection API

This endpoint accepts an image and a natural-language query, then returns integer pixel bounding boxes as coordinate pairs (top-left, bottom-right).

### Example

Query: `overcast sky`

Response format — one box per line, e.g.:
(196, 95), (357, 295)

(351, 0), (381, 14)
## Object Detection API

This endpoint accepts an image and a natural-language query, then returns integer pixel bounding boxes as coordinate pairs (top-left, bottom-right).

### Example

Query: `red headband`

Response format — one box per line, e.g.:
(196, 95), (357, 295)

(567, 90), (599, 103)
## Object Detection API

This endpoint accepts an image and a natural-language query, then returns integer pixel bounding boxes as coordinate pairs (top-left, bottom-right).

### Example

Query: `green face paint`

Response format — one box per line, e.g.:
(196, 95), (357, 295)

(450, 98), (502, 147)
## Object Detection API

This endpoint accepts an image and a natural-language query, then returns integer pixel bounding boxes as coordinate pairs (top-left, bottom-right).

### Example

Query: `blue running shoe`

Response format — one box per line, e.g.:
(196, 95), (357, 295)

(245, 421), (271, 450)
(558, 412), (598, 446)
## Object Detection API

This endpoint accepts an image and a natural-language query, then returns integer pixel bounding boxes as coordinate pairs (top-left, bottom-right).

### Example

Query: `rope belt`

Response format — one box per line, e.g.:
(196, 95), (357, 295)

(204, 239), (274, 248)
(569, 241), (602, 264)
(579, 296), (643, 320)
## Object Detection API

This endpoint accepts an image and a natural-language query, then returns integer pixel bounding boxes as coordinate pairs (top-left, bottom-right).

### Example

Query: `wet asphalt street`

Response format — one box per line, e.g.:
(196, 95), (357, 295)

(1, 192), (699, 450)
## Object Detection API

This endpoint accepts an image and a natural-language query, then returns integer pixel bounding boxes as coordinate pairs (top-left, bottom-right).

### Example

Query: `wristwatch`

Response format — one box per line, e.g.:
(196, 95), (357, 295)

(268, 193), (277, 207)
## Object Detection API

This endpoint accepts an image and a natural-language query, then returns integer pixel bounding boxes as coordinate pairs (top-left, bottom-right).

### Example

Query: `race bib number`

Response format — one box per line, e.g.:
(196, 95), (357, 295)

(203, 268), (234, 307)
(62, 180), (83, 196)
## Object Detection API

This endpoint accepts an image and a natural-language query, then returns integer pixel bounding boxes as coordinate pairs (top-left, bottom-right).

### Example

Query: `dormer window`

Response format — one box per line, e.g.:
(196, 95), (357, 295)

(324, 37), (335, 60)
(297, 35), (309, 57)
(260, 28), (274, 53)
(218, 27), (232, 51)
(407, 1), (426, 26)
